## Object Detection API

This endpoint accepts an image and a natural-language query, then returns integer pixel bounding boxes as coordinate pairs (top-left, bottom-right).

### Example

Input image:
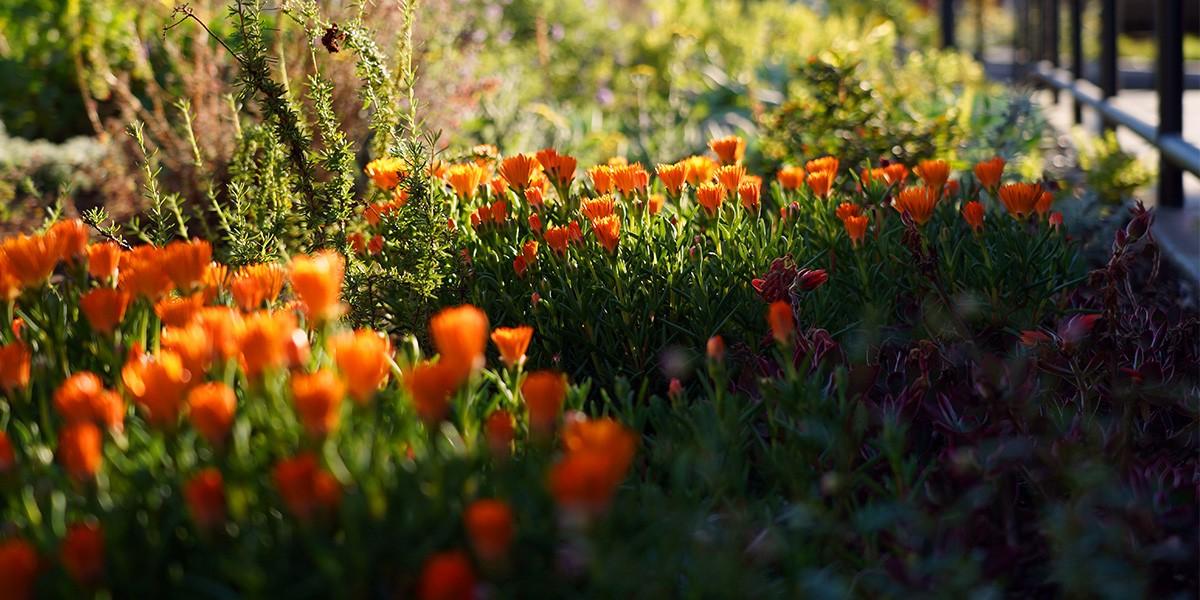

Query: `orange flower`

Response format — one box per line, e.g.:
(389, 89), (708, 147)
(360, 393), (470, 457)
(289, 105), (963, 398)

(843, 215), (869, 248)
(122, 351), (189, 428)
(197, 307), (242, 360)
(289, 251), (345, 321)
(491, 326), (533, 368)
(524, 187), (544, 208)
(544, 226), (571, 255)
(536, 148), (577, 187)
(273, 453), (341, 521)
(864, 163), (909, 187)
(805, 170), (834, 198)
(86, 243), (122, 281)
(488, 176), (509, 199)
(777, 165), (806, 190)
(655, 162), (688, 196)
(962, 200), (986, 232)
(229, 263), (286, 311)
(59, 422), (103, 480)
(464, 499), (514, 563)
(894, 185), (938, 225)
(695, 182), (725, 216)
(161, 323), (213, 381)
(79, 288), (129, 334)
(430, 305), (489, 381)
(591, 215), (621, 254)
(162, 240), (212, 291)
(581, 196), (616, 222)
(118, 245), (171, 299)
(522, 370), (566, 436)
(611, 163), (650, 196)
(0, 255), (20, 301)
(0, 343), (30, 391)
(238, 311), (297, 378)
(416, 551), (476, 600)
(187, 382), (236, 446)
(406, 361), (460, 424)
(49, 219), (89, 262)
(835, 202), (862, 222)
(708, 135), (745, 165)
(974, 156), (1006, 192)
(914, 159), (950, 192)
(184, 468), (226, 530)
(521, 240), (539, 266)
(54, 372), (110, 426)
(154, 293), (204, 328)
(201, 263), (228, 303)
(365, 157), (407, 190)
(648, 193), (665, 215)
(291, 370), (345, 438)
(714, 164), (745, 194)
(805, 156), (839, 176)
(489, 200), (508, 224)
(2, 232), (59, 287)
(499, 154), (539, 190)
(328, 329), (391, 405)
(551, 417), (637, 514)
(767, 301), (793, 344)
(738, 178), (761, 210)
(485, 410), (515, 456)
(60, 523), (104, 586)
(0, 430), (13, 473)
(706, 335), (726, 362)
(683, 155), (717, 185)
(0, 538), (39, 600)
(513, 255), (528, 278)
(1035, 190), (1054, 218)
(445, 163), (486, 200)
(997, 182), (1042, 219)
(587, 165), (613, 194)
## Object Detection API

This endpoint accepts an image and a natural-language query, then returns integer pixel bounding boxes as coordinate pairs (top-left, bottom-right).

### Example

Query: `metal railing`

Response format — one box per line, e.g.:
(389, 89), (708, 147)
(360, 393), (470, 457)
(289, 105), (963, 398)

(939, 0), (1194, 208)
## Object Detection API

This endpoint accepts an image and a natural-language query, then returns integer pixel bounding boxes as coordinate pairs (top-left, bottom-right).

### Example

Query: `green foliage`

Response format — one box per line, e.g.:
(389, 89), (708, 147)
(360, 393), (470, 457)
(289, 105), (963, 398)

(1074, 129), (1154, 205)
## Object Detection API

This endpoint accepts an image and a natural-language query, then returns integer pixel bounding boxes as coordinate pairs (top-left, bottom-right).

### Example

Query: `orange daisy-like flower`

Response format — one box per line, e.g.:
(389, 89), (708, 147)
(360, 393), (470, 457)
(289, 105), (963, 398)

(291, 369), (345, 438)
(974, 156), (1006, 192)
(184, 468), (226, 530)
(524, 186), (545, 208)
(648, 193), (665, 215)
(767, 301), (793, 344)
(550, 417), (637, 515)
(417, 551), (476, 600)
(196, 307), (242, 360)
(86, 242), (122, 281)
(997, 182), (1043, 219)
(843, 214), (869, 248)
(154, 292), (204, 328)
(695, 182), (725, 216)
(329, 329), (391, 405)
(229, 263), (287, 311)
(162, 239), (212, 291)
(835, 202), (862, 222)
(60, 523), (104, 586)
(289, 251), (345, 321)
(499, 153), (540, 191)
(683, 155), (718, 185)
(162, 322), (214, 381)
(58, 422), (103, 480)
(544, 226), (571, 255)
(581, 195), (617, 222)
(444, 163), (486, 200)
(522, 370), (566, 436)
(187, 382), (237, 446)
(806, 170), (834, 199)
(405, 360), (459, 424)
(118, 245), (172, 299)
(962, 200), (985, 232)
(708, 135), (745, 165)
(862, 163), (909, 187)
(430, 305), (489, 381)
(738, 179), (761, 210)
(238, 310), (297, 378)
(656, 162), (688, 196)
(805, 156), (839, 176)
(587, 165), (614, 194)
(2, 232), (59, 288)
(0, 343), (31, 391)
(491, 326), (533, 368)
(122, 351), (190, 429)
(365, 156), (407, 190)
(714, 164), (745, 194)
(1035, 190), (1054, 218)
(53, 372), (105, 423)
(537, 148), (578, 187)
(611, 163), (650, 196)
(49, 219), (89, 262)
(79, 288), (130, 334)
(464, 499), (515, 563)
(591, 215), (621, 254)
(777, 165), (806, 190)
(273, 453), (341, 521)
(914, 159), (950, 192)
(485, 409), (515, 456)
(894, 185), (939, 225)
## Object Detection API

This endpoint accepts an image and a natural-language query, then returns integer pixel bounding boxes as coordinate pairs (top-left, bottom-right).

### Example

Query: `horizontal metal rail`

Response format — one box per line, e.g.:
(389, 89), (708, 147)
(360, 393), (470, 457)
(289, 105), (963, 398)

(1030, 63), (1200, 180)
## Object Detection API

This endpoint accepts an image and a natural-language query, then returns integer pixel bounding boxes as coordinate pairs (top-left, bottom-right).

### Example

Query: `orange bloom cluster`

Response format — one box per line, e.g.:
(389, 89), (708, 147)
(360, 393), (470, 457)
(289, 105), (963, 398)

(329, 329), (392, 404)
(491, 326), (533, 368)
(543, 221), (583, 255)
(738, 177), (762, 210)
(79, 288), (130, 334)
(997, 182), (1043, 219)
(291, 369), (345, 437)
(536, 148), (578, 189)
(914, 159), (950, 192)
(365, 157), (407, 190)
(714, 164), (745, 193)
(804, 156), (838, 198)
(229, 263), (286, 311)
(861, 163), (909, 187)
(708, 135), (745, 165)
(290, 251), (345, 321)
(549, 416), (638, 516)
(962, 200), (986, 232)
(54, 372), (125, 433)
(893, 185), (938, 225)
(581, 195), (617, 221)
(122, 350), (191, 428)
(499, 153), (540, 190)
(682, 155), (718, 185)
(843, 214), (869, 247)
(588, 165), (614, 194)
(273, 452), (341, 521)
(444, 163), (487, 200)
(655, 162), (688, 196)
(470, 200), (509, 228)
(364, 198), (406, 226)
(187, 382), (237, 446)
(696, 182), (725, 215)
(611, 163), (650, 196)
(974, 156), (1006, 192)
(513, 240), (538, 277)
(522, 370), (567, 437)
(464, 499), (515, 564)
(777, 165), (806, 190)
(60, 522), (104, 586)
(591, 215), (621, 254)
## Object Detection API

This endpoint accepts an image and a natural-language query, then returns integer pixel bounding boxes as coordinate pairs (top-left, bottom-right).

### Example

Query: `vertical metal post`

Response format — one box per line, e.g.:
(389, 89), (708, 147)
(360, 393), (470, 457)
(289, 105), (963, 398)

(1070, 0), (1084, 123)
(941, 0), (956, 49)
(1046, 0), (1060, 103)
(1020, 0), (1033, 76)
(1099, 0), (1119, 131)
(974, 0), (985, 60)
(1157, 0), (1184, 208)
